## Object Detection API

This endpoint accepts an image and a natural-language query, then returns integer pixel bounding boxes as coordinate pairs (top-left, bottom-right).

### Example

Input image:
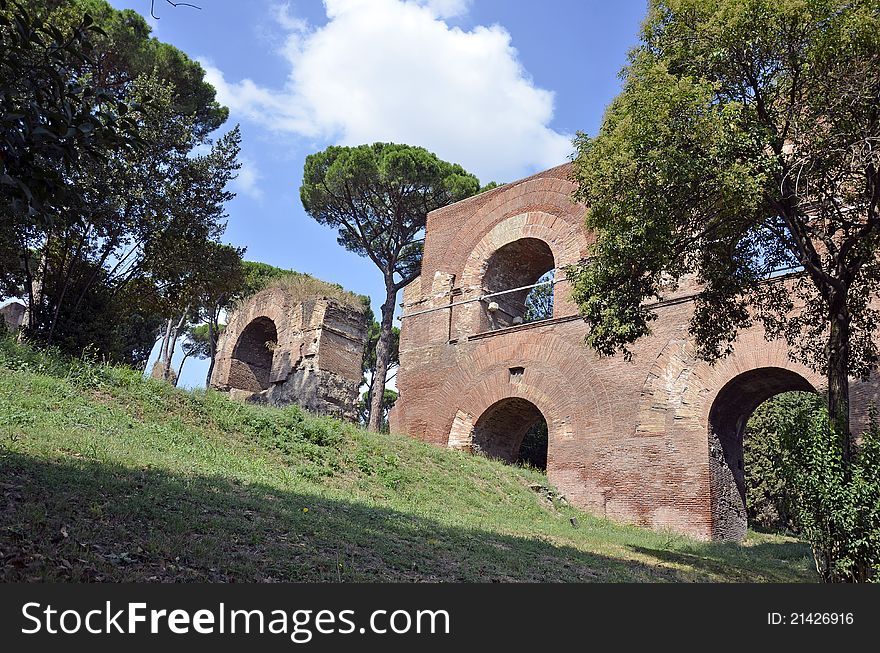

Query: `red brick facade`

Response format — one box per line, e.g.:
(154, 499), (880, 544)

(389, 163), (880, 541)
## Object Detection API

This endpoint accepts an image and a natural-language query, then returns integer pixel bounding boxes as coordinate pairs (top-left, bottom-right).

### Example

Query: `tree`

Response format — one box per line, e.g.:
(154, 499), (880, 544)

(569, 0), (880, 457)
(358, 388), (399, 433)
(175, 322), (211, 385)
(743, 392), (814, 533)
(360, 306), (400, 427)
(1, 0), (141, 296)
(778, 398), (880, 582)
(2, 0), (239, 366)
(523, 271), (555, 323)
(33, 0), (226, 138)
(301, 143), (480, 431)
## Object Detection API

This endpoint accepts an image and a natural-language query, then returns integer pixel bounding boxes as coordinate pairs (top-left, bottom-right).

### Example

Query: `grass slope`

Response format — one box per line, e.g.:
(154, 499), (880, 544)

(0, 337), (815, 582)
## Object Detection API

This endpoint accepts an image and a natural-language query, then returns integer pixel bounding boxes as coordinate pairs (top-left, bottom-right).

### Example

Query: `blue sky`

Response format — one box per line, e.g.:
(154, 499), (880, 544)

(113, 0), (647, 387)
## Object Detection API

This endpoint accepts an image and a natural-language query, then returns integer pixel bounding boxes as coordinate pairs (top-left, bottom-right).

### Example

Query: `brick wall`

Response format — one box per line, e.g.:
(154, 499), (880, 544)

(211, 288), (367, 421)
(390, 164), (880, 541)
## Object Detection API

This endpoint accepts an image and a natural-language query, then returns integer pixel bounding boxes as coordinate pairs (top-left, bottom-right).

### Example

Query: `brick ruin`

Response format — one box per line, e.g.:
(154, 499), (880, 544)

(389, 163), (880, 541)
(210, 286), (367, 422)
(0, 300), (26, 332)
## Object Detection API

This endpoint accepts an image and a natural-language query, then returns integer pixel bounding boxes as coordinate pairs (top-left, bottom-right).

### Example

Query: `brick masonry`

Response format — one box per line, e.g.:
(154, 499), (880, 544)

(210, 287), (367, 422)
(389, 163), (880, 541)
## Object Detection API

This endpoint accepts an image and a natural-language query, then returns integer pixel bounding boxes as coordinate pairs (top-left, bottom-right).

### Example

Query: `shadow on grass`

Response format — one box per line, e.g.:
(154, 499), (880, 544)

(0, 450), (811, 583)
(629, 539), (816, 584)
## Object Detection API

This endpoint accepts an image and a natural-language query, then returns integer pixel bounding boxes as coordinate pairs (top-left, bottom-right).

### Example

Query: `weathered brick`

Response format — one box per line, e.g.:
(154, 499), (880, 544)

(390, 163), (879, 541)
(211, 287), (367, 421)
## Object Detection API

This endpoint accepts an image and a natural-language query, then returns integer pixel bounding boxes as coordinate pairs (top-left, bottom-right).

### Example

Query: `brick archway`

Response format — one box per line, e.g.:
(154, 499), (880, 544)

(428, 169), (587, 280)
(633, 328), (825, 539)
(707, 367), (818, 541)
(461, 396), (549, 464)
(452, 211), (587, 337)
(230, 317), (278, 392)
(430, 331), (613, 501)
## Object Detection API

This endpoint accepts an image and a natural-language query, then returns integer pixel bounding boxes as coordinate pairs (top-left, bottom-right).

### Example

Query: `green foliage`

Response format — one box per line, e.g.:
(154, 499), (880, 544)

(1, 0), (239, 366)
(743, 392), (815, 533)
(233, 261), (368, 310)
(300, 143), (480, 286)
(239, 260), (297, 296)
(39, 264), (164, 366)
(362, 318), (399, 378)
(35, 0), (227, 137)
(0, 0), (141, 259)
(523, 271), (555, 323)
(780, 400), (880, 582)
(568, 0), (880, 440)
(182, 323), (212, 361)
(358, 388), (399, 432)
(516, 419), (548, 470)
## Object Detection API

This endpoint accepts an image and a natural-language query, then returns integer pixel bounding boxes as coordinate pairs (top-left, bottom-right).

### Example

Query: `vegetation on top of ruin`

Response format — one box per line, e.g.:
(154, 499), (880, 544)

(263, 272), (368, 314)
(0, 334), (814, 582)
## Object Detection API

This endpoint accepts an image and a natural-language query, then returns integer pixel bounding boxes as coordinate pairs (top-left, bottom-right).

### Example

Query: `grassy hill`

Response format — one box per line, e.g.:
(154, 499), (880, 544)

(0, 336), (816, 582)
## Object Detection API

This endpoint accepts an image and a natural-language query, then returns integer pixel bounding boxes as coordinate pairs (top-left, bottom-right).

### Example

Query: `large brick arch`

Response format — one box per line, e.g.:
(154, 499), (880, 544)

(421, 166), (590, 284)
(229, 316), (279, 392)
(459, 211), (586, 289)
(450, 211), (589, 335)
(634, 328), (825, 439)
(634, 327), (825, 539)
(212, 288), (294, 391)
(421, 330), (615, 503)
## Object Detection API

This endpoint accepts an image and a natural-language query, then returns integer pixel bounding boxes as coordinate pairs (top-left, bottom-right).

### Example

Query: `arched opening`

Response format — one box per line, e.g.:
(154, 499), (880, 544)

(472, 397), (549, 470)
(229, 317), (278, 393)
(708, 367), (817, 541)
(481, 238), (555, 331)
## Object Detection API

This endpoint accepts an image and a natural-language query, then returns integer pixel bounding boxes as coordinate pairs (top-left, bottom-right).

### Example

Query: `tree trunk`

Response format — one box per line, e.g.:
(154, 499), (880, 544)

(827, 298), (853, 463)
(363, 369), (374, 426)
(160, 318), (173, 365)
(161, 310), (188, 382)
(175, 353), (189, 387)
(167, 312), (186, 364)
(368, 281), (397, 432)
(205, 320), (217, 388)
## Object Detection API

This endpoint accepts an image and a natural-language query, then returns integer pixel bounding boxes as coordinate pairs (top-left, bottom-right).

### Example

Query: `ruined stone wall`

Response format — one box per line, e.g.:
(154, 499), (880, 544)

(389, 163), (880, 541)
(0, 301), (26, 331)
(210, 287), (367, 422)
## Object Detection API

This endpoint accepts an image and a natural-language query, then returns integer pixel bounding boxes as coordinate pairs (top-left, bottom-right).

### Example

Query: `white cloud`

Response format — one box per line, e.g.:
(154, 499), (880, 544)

(232, 156), (264, 200)
(420, 0), (471, 19)
(272, 2), (310, 32)
(202, 0), (572, 182)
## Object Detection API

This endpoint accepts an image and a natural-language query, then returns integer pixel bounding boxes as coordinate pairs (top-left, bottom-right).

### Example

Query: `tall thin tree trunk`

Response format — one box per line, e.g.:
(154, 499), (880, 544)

(167, 312), (187, 363)
(21, 245), (37, 331)
(160, 318), (173, 367)
(368, 280), (397, 432)
(175, 353), (189, 387)
(827, 298), (852, 463)
(205, 320), (217, 387)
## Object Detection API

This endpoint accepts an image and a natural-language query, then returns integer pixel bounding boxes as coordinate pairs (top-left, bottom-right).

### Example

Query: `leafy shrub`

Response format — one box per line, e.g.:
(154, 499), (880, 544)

(743, 392), (815, 533)
(779, 401), (880, 583)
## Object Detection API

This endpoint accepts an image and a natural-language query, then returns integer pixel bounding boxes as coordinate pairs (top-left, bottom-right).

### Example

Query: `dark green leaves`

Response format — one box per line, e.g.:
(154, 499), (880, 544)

(569, 0), (880, 378)
(300, 143), (479, 288)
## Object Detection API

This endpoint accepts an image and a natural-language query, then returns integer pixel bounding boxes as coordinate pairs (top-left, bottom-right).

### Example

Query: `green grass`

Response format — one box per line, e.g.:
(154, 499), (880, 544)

(0, 336), (816, 582)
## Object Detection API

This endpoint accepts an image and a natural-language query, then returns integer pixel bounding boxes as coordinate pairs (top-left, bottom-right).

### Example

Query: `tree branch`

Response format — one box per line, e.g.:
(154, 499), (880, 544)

(151, 0), (201, 20)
